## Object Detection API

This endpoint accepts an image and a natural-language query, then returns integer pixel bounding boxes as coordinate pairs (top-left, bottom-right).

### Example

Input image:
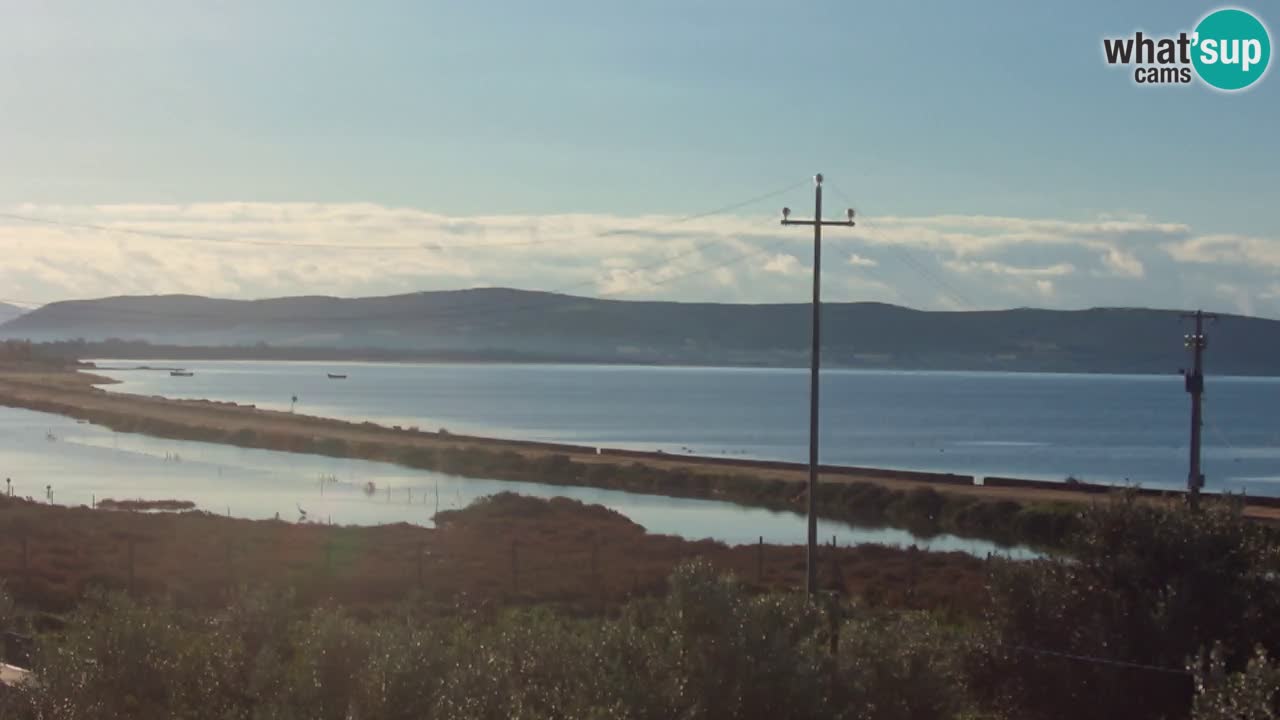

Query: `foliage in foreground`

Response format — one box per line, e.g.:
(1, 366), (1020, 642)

(4, 494), (1280, 719)
(982, 493), (1280, 720)
(1, 562), (977, 720)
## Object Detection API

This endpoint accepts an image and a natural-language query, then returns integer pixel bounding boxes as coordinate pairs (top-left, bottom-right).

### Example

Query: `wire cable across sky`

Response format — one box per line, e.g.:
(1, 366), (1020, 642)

(0, 177), (813, 323)
(0, 178), (809, 254)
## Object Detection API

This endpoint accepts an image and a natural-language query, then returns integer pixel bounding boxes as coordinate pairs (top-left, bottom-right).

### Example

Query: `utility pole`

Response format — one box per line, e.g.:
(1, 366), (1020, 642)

(1182, 309), (1216, 509)
(782, 173), (855, 595)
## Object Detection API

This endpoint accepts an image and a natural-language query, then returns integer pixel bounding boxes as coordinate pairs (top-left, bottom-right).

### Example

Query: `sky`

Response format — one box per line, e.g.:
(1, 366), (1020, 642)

(0, 1), (1277, 316)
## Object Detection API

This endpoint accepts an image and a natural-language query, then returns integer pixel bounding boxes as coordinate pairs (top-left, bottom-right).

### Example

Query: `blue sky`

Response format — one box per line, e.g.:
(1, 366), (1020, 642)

(0, 1), (1277, 316)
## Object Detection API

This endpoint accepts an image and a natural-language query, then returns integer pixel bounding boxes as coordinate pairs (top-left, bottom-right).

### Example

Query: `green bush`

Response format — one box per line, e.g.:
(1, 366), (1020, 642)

(6, 562), (986, 720)
(1192, 645), (1280, 720)
(981, 492), (1280, 720)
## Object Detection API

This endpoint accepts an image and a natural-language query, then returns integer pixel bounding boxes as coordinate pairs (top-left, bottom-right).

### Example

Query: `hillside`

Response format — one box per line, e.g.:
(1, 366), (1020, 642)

(2, 288), (1277, 374)
(0, 302), (25, 325)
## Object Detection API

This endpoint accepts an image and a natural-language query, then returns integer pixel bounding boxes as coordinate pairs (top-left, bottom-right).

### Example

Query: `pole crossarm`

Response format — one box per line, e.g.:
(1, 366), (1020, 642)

(779, 173), (857, 596)
(780, 219), (856, 227)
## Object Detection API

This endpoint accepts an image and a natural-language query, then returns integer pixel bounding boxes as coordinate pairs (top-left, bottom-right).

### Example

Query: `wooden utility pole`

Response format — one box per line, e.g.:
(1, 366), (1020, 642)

(782, 173), (855, 595)
(1182, 310), (1216, 509)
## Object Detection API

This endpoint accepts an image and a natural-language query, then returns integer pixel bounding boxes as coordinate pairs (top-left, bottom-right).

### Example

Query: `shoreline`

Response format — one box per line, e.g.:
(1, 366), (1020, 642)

(87, 355), (1223, 379)
(80, 364), (1280, 509)
(1, 365), (1276, 549)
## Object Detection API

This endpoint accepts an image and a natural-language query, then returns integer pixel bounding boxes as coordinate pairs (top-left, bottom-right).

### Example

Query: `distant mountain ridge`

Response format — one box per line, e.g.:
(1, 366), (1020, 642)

(2, 288), (1277, 374)
(0, 302), (25, 325)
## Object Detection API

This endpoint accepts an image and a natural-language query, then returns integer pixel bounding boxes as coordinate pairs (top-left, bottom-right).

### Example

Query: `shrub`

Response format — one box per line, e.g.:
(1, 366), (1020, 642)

(5, 562), (984, 720)
(1193, 645), (1280, 720)
(982, 493), (1280, 720)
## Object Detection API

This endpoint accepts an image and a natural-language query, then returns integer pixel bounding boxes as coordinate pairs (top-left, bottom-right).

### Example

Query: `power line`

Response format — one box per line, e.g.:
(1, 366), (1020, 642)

(1010, 644), (1191, 677)
(602, 239), (791, 295)
(823, 183), (1061, 370)
(0, 179), (808, 253)
(826, 183), (980, 311)
(0, 178), (803, 324)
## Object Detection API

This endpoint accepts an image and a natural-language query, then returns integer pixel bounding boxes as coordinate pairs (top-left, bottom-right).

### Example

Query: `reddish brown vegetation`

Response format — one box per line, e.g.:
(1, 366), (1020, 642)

(0, 493), (988, 617)
(95, 498), (197, 512)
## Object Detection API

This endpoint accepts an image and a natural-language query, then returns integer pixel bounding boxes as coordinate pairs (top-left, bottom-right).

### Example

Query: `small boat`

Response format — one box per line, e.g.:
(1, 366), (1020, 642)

(327, 373), (347, 380)
(170, 370), (194, 377)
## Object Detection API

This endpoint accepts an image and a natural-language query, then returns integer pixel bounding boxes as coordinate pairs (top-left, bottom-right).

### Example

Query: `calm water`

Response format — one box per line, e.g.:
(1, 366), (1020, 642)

(0, 405), (1021, 556)
(94, 360), (1280, 496)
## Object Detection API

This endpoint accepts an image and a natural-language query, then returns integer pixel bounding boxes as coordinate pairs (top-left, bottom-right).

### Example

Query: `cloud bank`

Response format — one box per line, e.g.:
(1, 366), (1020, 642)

(0, 202), (1274, 317)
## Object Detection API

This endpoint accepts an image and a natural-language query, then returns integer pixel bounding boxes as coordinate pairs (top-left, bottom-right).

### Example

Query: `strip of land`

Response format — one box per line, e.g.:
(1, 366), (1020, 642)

(0, 364), (1275, 547)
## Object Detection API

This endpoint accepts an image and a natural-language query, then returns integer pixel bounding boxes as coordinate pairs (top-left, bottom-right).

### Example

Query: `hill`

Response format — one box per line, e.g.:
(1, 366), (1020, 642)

(2, 288), (1276, 374)
(0, 301), (26, 325)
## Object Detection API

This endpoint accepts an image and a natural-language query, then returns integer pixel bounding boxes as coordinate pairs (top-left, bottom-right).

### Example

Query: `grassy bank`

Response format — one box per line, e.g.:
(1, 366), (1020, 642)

(0, 370), (1086, 550)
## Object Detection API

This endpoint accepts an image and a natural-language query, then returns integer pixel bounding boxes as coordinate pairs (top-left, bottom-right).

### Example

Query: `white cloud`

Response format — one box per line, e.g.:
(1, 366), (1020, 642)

(1166, 234), (1280, 268)
(944, 260), (1075, 277)
(1100, 247), (1145, 278)
(762, 253), (804, 276)
(712, 267), (736, 287)
(1094, 211), (1153, 223)
(0, 202), (1275, 317)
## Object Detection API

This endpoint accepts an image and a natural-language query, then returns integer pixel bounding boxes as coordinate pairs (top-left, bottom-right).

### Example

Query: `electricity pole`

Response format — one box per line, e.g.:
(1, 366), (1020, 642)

(1182, 309), (1216, 509)
(782, 173), (855, 595)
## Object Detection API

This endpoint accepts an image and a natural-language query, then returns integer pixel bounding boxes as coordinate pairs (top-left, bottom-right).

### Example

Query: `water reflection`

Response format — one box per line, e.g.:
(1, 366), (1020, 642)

(0, 406), (1031, 558)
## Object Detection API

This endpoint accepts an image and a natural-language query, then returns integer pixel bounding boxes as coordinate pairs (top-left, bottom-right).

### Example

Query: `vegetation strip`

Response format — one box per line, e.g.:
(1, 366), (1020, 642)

(4, 366), (1270, 550)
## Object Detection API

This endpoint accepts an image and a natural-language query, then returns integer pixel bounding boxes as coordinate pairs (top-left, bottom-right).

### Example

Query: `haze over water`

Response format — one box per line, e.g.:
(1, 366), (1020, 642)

(93, 361), (1280, 497)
